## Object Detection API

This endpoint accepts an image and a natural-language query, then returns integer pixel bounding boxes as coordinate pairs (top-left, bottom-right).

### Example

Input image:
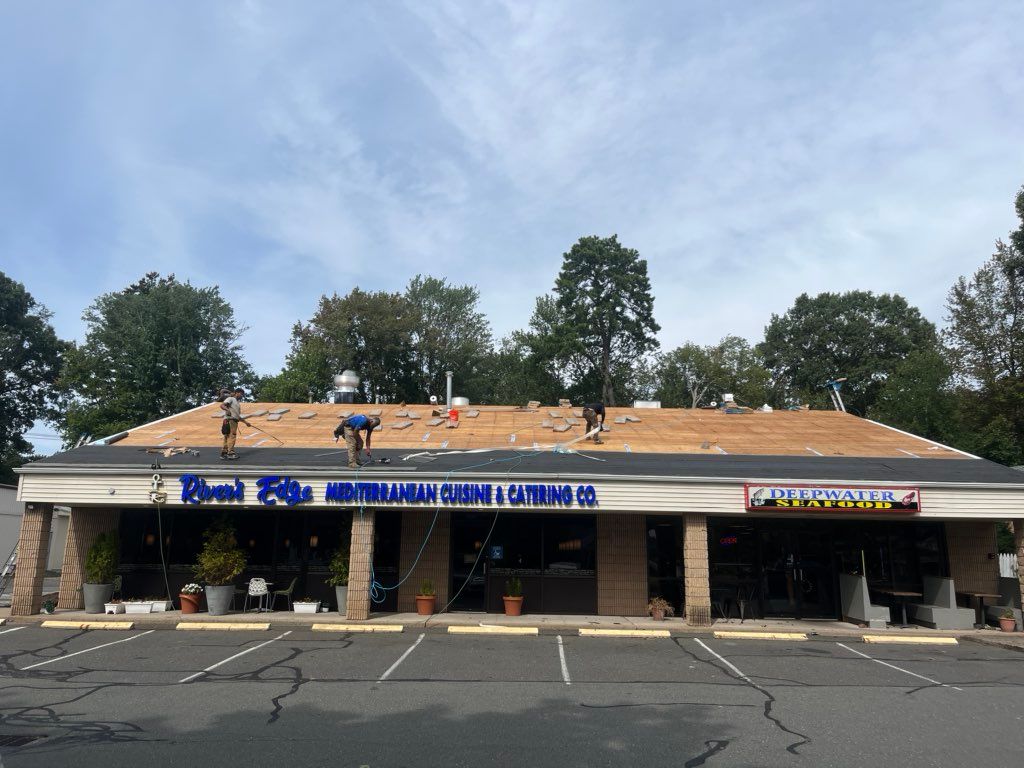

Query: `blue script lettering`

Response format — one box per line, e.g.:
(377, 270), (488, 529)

(256, 475), (313, 507)
(179, 474), (244, 505)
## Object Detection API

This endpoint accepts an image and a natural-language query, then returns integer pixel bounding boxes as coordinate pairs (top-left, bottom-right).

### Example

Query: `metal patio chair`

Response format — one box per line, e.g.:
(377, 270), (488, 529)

(270, 577), (298, 611)
(243, 577), (270, 612)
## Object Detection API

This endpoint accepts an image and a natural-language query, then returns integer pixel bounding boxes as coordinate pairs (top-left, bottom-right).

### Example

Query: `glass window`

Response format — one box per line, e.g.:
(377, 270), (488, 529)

(646, 516), (684, 612)
(544, 516), (596, 575)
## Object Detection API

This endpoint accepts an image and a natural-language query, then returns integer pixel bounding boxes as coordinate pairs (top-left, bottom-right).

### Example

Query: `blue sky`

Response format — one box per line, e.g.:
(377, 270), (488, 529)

(2, 1), (1023, 453)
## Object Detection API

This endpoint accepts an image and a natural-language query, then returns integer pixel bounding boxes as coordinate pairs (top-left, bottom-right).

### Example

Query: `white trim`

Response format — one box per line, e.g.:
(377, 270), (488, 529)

(865, 419), (980, 460)
(87, 401), (217, 446)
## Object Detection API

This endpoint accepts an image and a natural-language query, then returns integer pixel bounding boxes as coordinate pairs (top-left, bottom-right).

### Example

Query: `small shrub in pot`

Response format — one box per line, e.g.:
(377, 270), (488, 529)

(83, 531), (119, 613)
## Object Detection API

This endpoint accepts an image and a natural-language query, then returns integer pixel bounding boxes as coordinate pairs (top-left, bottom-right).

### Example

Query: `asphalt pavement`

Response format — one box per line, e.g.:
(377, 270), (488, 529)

(2, 625), (1024, 767)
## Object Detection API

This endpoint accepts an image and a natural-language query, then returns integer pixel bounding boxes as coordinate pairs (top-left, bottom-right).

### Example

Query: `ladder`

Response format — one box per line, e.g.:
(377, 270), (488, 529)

(0, 544), (17, 601)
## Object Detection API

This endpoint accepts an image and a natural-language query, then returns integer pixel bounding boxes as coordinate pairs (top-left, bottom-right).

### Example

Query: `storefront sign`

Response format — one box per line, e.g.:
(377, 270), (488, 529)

(178, 474), (598, 508)
(744, 484), (920, 512)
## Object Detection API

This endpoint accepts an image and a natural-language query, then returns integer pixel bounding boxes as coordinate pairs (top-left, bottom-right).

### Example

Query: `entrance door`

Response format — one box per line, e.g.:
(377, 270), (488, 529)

(449, 512), (493, 611)
(760, 526), (836, 619)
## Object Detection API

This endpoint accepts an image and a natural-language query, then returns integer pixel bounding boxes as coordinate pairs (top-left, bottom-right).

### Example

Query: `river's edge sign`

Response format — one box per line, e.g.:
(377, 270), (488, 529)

(744, 484), (921, 513)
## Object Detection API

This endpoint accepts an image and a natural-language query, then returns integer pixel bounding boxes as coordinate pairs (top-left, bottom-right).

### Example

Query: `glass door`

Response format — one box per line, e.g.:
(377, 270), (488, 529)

(449, 512), (493, 611)
(759, 525), (836, 619)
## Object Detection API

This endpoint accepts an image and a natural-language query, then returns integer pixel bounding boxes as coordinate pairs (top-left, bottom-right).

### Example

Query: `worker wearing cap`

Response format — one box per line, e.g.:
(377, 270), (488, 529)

(581, 402), (605, 444)
(334, 414), (381, 468)
(219, 387), (245, 459)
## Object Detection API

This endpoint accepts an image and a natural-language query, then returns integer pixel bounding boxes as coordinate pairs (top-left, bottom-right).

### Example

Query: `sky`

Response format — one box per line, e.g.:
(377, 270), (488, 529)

(2, 1), (1023, 454)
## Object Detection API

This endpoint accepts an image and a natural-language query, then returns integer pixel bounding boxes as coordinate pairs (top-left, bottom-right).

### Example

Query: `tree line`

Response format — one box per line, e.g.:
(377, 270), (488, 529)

(2, 187), (1023, 482)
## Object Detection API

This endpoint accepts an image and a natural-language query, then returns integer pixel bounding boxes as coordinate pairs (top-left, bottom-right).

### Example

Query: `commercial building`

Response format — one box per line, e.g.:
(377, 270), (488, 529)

(11, 401), (1024, 626)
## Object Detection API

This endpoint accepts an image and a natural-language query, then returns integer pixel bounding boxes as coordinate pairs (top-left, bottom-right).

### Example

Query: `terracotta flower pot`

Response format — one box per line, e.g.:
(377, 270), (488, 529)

(651, 608), (665, 621)
(415, 595), (436, 616)
(503, 596), (523, 617)
(179, 594), (202, 614)
(999, 617), (1016, 632)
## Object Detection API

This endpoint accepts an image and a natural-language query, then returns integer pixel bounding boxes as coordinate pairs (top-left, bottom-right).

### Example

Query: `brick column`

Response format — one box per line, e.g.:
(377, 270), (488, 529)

(10, 503), (54, 616)
(346, 510), (376, 620)
(397, 510), (450, 612)
(684, 513), (711, 627)
(596, 514), (647, 616)
(946, 521), (999, 595)
(58, 508), (122, 609)
(1013, 521), (1024, 613)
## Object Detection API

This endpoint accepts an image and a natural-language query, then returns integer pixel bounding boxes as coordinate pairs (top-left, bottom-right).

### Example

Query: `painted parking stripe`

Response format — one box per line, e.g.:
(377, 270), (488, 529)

(21, 630), (156, 670)
(694, 638), (751, 682)
(0, 626), (27, 636)
(179, 630), (292, 683)
(836, 642), (962, 691)
(378, 633), (425, 682)
(557, 635), (571, 685)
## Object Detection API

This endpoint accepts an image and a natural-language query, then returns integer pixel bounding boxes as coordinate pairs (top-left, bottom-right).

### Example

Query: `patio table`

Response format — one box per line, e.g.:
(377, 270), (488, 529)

(959, 591), (1001, 629)
(875, 588), (922, 628)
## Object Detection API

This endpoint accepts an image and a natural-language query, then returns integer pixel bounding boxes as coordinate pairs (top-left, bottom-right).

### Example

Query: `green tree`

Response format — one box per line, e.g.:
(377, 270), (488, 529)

(655, 336), (774, 408)
(944, 185), (1024, 464)
(58, 273), (254, 444)
(476, 334), (564, 406)
(405, 275), (493, 402)
(552, 235), (660, 405)
(868, 349), (959, 443)
(274, 288), (418, 404)
(759, 291), (939, 415)
(0, 273), (63, 479)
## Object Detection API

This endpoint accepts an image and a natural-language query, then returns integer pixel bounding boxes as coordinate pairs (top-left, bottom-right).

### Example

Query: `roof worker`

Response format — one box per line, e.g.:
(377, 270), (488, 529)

(219, 387), (245, 460)
(581, 401), (606, 445)
(333, 414), (382, 469)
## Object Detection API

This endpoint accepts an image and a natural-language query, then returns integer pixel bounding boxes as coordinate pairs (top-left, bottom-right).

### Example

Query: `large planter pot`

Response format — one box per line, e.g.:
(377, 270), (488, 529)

(651, 608), (666, 621)
(999, 617), (1017, 632)
(125, 602), (152, 614)
(415, 595), (436, 616)
(503, 596), (523, 617)
(83, 583), (114, 614)
(180, 594), (202, 614)
(335, 586), (349, 615)
(206, 585), (235, 616)
(293, 602), (320, 614)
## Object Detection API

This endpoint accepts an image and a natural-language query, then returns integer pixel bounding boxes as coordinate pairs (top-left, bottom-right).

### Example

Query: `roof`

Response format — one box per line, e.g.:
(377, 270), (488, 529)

(21, 445), (1024, 485)
(105, 401), (969, 460)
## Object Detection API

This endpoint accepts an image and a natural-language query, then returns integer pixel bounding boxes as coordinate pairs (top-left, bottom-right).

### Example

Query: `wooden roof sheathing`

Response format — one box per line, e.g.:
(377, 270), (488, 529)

(112, 402), (969, 460)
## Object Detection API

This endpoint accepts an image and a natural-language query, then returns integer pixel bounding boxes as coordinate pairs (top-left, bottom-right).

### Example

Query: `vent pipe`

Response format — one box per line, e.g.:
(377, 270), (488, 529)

(333, 370), (360, 404)
(445, 371), (453, 409)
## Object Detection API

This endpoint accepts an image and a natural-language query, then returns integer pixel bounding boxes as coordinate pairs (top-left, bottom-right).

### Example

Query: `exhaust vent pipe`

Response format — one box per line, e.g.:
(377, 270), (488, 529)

(333, 370), (360, 404)
(446, 371), (453, 409)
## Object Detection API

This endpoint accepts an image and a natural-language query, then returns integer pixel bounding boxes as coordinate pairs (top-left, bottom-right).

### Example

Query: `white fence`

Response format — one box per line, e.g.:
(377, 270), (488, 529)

(1000, 553), (1018, 578)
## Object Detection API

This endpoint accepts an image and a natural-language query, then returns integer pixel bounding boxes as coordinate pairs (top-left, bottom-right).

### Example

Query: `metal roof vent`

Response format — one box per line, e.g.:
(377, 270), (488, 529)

(332, 370), (360, 404)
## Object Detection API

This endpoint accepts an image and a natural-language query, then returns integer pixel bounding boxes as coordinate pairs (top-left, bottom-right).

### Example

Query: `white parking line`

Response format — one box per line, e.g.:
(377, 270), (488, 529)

(179, 630), (292, 683)
(694, 638), (751, 682)
(836, 642), (962, 691)
(378, 633), (425, 682)
(557, 635), (571, 685)
(22, 630), (155, 670)
(0, 626), (26, 636)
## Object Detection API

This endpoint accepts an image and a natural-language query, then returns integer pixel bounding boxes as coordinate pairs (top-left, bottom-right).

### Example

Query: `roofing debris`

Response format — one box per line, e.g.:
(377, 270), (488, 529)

(269, 408), (290, 415)
(267, 414), (282, 422)
(427, 418), (444, 426)
(391, 421), (413, 430)
(298, 411), (317, 420)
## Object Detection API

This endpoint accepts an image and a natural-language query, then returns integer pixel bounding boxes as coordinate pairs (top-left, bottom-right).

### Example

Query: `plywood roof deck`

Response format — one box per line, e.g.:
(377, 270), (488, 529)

(113, 402), (970, 460)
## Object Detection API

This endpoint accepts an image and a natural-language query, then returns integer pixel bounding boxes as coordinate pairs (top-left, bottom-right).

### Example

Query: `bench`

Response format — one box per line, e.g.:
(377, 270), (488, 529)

(839, 574), (889, 629)
(906, 576), (975, 629)
(984, 576), (1022, 629)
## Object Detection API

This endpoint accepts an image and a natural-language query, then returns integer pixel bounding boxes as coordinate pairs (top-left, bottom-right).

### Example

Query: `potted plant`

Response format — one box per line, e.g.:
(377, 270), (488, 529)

(83, 531), (119, 613)
(416, 579), (436, 615)
(125, 598), (153, 614)
(503, 577), (523, 616)
(179, 583), (203, 614)
(648, 596), (674, 621)
(194, 518), (246, 616)
(150, 596), (173, 612)
(105, 599), (125, 614)
(999, 608), (1017, 632)
(325, 550), (349, 616)
(293, 597), (320, 614)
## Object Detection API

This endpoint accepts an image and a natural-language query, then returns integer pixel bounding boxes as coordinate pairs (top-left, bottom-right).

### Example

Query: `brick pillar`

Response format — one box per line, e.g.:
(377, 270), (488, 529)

(397, 510), (451, 612)
(346, 510), (376, 620)
(57, 508), (122, 609)
(946, 521), (999, 595)
(596, 514), (647, 616)
(10, 503), (54, 616)
(684, 513), (711, 627)
(1013, 521), (1024, 613)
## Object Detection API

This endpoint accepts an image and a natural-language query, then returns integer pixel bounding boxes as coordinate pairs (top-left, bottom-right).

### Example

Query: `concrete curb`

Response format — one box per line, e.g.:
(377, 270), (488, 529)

(862, 635), (958, 645)
(579, 628), (670, 638)
(311, 623), (404, 633)
(714, 631), (808, 641)
(448, 625), (539, 636)
(176, 622), (270, 631)
(964, 635), (1024, 653)
(40, 620), (137, 630)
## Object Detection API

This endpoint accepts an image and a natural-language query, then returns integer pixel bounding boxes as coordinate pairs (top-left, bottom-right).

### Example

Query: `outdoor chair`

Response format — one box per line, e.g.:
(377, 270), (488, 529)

(243, 577), (270, 612)
(270, 577), (298, 611)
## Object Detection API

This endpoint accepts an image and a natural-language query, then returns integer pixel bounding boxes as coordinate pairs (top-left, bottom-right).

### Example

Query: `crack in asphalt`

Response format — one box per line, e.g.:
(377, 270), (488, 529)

(675, 638), (811, 756)
(684, 739), (730, 767)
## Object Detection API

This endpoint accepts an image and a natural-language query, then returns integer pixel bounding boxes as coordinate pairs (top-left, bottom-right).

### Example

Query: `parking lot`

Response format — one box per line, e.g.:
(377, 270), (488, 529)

(2, 625), (1024, 767)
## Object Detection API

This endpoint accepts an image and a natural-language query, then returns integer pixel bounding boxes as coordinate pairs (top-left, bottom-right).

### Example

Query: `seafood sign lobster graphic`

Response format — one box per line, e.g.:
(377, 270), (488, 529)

(745, 484), (921, 512)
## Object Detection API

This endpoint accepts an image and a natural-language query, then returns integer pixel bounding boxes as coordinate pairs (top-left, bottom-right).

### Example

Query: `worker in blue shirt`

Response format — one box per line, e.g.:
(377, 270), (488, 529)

(334, 414), (381, 468)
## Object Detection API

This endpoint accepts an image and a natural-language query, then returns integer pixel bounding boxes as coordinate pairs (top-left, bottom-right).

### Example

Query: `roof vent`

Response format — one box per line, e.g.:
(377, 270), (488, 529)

(332, 370), (360, 404)
(633, 400), (661, 409)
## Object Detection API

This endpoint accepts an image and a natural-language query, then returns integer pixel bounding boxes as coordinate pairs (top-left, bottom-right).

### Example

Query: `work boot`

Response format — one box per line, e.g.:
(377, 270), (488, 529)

(594, 438), (603, 445)
(224, 452), (239, 460)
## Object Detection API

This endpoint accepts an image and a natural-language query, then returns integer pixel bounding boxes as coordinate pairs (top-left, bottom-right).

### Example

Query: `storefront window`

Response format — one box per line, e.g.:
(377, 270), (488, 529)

(646, 516), (684, 613)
